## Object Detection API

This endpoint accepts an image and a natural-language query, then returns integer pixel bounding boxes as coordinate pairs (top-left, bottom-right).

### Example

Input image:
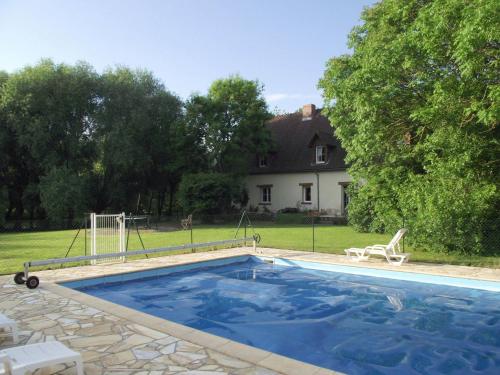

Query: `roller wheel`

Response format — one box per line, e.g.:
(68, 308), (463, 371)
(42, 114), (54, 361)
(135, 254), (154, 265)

(253, 233), (261, 244)
(26, 276), (40, 289)
(14, 272), (25, 285)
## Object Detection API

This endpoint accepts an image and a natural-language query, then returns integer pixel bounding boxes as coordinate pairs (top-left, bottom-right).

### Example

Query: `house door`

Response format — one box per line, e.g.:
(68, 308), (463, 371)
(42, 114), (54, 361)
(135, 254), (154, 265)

(341, 183), (350, 216)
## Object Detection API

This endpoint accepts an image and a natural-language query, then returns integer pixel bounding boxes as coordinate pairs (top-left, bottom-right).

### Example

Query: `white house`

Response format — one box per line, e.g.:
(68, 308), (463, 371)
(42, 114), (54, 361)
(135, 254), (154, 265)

(246, 104), (352, 216)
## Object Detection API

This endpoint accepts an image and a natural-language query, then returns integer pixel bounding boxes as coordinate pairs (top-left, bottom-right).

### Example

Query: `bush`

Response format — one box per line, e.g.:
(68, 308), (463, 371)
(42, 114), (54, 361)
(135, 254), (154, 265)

(275, 212), (304, 225)
(0, 186), (7, 227)
(39, 167), (88, 225)
(346, 182), (402, 234)
(346, 174), (499, 255)
(400, 174), (499, 255)
(177, 173), (247, 216)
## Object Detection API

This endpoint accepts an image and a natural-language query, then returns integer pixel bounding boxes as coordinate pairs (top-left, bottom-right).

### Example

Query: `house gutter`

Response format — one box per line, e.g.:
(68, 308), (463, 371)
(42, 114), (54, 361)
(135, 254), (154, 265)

(315, 172), (320, 211)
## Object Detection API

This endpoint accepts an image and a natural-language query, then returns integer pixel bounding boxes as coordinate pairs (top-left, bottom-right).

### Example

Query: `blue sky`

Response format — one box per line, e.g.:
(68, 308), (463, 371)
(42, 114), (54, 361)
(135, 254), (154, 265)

(0, 0), (375, 112)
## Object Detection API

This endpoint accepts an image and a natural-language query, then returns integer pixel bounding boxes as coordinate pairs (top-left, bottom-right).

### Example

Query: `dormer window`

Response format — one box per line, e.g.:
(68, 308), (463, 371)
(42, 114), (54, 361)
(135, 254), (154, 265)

(258, 155), (268, 168)
(316, 145), (327, 164)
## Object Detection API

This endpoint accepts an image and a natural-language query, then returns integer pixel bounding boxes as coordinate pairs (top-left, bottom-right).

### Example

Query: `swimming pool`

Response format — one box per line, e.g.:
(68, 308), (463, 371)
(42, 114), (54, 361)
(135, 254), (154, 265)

(64, 256), (500, 375)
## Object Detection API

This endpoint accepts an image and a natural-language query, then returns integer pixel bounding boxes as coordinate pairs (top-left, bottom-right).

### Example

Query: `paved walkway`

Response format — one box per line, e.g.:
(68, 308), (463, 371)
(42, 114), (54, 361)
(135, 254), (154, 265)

(0, 282), (286, 375)
(1, 247), (498, 375)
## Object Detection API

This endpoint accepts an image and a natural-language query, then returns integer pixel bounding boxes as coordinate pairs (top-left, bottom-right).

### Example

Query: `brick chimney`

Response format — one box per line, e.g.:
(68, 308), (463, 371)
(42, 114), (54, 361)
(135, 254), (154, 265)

(302, 104), (316, 121)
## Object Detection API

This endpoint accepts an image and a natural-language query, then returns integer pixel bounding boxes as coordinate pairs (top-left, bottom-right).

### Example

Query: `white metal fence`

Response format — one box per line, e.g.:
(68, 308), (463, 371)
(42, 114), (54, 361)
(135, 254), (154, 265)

(90, 213), (126, 264)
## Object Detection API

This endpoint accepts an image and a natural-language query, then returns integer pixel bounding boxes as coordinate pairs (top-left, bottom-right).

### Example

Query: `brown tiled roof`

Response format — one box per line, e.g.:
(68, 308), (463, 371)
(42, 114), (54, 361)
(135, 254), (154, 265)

(250, 108), (348, 174)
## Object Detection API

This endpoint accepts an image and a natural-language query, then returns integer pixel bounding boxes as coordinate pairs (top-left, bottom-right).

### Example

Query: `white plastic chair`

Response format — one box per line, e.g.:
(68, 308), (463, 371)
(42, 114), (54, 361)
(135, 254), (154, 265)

(0, 314), (18, 343)
(345, 228), (410, 265)
(0, 341), (83, 375)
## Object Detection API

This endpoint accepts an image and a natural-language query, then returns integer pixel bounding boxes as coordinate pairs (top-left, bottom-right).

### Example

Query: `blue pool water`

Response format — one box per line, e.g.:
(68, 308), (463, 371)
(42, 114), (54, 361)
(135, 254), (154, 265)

(67, 257), (500, 374)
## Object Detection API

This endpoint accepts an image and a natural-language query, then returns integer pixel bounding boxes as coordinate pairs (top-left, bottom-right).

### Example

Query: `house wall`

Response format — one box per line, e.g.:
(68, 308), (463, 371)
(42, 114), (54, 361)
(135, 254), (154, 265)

(245, 171), (351, 215)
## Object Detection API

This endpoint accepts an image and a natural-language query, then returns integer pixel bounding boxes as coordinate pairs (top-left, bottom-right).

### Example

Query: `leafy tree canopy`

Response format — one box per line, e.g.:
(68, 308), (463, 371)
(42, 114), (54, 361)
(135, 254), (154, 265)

(185, 75), (273, 175)
(0, 61), (189, 223)
(0, 64), (275, 224)
(319, 0), (499, 254)
(1, 59), (99, 172)
(95, 67), (184, 212)
(0, 60), (99, 222)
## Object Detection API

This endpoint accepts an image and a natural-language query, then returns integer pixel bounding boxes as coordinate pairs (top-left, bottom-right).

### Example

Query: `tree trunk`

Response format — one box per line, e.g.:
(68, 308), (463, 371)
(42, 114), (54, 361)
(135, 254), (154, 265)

(6, 189), (14, 220)
(29, 206), (35, 229)
(156, 191), (164, 217)
(147, 193), (153, 214)
(13, 188), (24, 229)
(168, 184), (176, 216)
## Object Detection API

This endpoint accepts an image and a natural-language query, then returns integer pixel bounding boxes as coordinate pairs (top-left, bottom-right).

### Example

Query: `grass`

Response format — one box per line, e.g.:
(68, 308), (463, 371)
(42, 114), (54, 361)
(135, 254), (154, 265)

(1, 223), (498, 275)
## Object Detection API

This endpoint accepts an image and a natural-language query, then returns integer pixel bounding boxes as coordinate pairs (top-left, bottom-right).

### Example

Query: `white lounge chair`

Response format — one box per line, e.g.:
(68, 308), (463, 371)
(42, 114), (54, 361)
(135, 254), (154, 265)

(345, 228), (410, 265)
(0, 341), (83, 375)
(0, 313), (18, 343)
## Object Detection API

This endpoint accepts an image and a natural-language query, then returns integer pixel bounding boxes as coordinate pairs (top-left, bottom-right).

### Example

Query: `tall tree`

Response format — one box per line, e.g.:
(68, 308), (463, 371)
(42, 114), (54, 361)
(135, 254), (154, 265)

(179, 76), (272, 215)
(0, 60), (99, 223)
(319, 0), (499, 254)
(0, 71), (10, 225)
(96, 67), (184, 214)
(185, 75), (272, 175)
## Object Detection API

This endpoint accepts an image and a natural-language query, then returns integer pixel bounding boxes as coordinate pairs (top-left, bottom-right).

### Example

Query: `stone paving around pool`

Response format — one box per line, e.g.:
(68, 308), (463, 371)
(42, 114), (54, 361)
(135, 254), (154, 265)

(1, 246), (498, 375)
(0, 281), (288, 375)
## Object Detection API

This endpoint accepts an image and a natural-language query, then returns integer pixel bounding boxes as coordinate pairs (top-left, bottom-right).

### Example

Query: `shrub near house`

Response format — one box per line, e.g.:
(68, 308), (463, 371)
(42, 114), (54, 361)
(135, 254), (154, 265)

(178, 173), (247, 217)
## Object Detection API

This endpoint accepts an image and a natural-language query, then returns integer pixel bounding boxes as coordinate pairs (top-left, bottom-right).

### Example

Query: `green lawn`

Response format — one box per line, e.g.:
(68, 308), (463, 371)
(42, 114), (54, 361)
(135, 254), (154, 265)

(1, 224), (498, 275)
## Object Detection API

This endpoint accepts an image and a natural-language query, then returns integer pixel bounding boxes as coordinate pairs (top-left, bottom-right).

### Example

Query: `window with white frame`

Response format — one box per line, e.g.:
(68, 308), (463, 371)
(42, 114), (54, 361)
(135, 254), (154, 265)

(258, 155), (268, 168)
(302, 185), (312, 203)
(260, 186), (271, 203)
(316, 145), (327, 164)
